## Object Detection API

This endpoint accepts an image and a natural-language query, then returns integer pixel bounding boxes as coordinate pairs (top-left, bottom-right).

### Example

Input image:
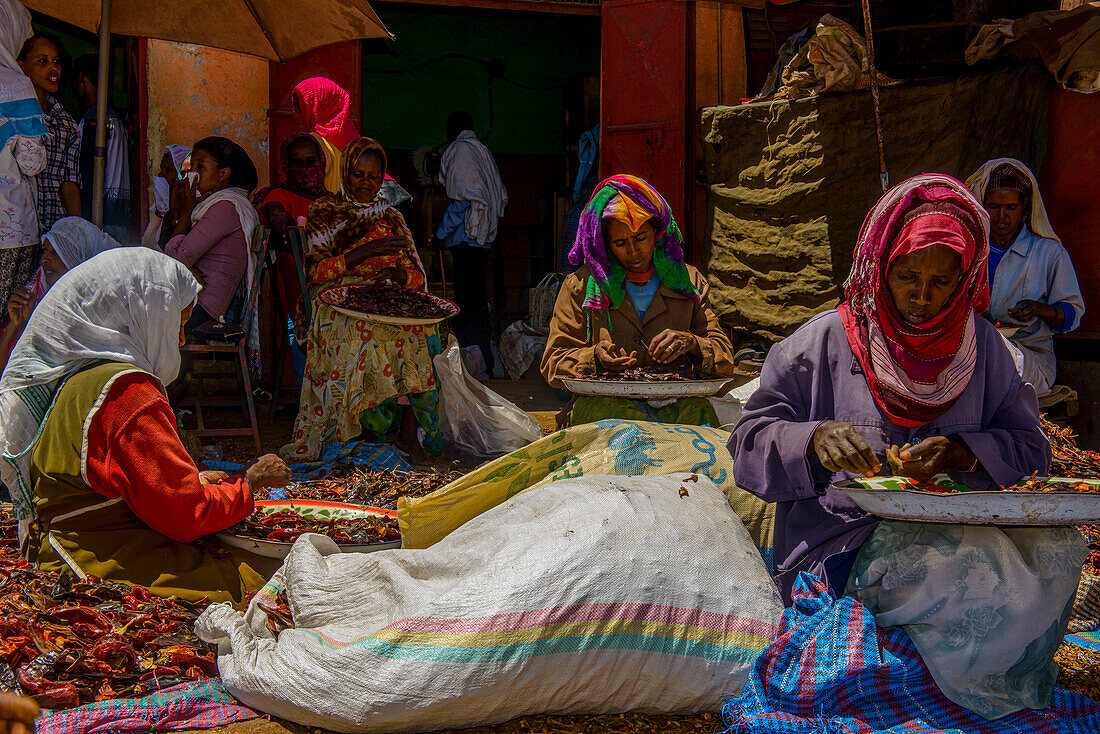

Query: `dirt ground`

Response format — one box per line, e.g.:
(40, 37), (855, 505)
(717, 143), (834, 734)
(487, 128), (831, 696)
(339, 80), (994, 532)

(178, 375), (1100, 730)
(182, 711), (725, 734)
(191, 375), (567, 470)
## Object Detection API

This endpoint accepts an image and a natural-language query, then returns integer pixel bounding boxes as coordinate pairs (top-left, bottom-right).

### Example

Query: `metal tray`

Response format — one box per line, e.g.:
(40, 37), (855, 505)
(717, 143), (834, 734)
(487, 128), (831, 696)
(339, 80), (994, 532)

(836, 476), (1100, 526)
(319, 285), (459, 326)
(216, 499), (400, 559)
(560, 376), (732, 399)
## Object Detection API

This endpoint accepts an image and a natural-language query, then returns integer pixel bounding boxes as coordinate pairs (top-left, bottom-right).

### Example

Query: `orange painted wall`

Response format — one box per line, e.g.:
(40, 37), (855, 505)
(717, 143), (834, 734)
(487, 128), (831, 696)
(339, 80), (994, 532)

(140, 40), (269, 227)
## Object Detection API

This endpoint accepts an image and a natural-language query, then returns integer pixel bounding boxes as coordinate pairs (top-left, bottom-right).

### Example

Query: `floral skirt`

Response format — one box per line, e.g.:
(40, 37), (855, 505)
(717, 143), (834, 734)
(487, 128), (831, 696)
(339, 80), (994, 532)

(281, 298), (442, 461)
(847, 522), (1086, 718)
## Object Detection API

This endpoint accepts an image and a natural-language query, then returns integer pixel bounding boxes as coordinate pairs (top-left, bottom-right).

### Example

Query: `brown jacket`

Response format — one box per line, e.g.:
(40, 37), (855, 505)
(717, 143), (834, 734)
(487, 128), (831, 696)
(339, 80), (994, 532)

(541, 265), (735, 388)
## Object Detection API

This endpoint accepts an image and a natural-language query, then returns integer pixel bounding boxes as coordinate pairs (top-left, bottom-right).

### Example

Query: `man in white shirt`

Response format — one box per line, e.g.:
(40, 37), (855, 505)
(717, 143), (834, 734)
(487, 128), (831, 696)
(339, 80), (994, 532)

(435, 111), (508, 376)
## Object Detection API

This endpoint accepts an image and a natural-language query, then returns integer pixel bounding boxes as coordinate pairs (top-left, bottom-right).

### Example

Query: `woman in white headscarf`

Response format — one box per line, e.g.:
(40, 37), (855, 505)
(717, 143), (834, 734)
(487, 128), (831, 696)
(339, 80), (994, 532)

(0, 248), (289, 604)
(0, 218), (122, 372)
(965, 158), (1084, 395)
(141, 144), (191, 249)
(0, 0), (47, 318)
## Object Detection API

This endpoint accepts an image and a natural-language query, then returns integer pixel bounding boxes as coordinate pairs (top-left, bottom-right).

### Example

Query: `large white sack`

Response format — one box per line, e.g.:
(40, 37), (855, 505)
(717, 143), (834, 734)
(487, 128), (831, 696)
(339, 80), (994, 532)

(196, 474), (783, 733)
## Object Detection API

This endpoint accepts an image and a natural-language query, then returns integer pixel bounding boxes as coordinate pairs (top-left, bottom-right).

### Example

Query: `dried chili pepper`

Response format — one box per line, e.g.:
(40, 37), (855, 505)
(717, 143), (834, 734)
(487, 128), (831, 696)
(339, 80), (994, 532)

(227, 508), (400, 545)
(0, 505), (220, 709)
(277, 466), (463, 509)
(341, 285), (451, 319)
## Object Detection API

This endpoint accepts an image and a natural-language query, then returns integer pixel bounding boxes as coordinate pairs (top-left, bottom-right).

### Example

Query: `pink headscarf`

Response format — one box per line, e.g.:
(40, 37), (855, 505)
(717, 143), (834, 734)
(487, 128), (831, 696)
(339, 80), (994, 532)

(838, 174), (990, 428)
(293, 77), (359, 151)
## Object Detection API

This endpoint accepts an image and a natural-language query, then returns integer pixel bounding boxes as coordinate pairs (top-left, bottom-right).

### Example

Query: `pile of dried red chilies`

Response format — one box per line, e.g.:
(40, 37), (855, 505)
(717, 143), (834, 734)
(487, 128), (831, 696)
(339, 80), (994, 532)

(592, 367), (696, 382)
(279, 466), (463, 509)
(0, 547), (216, 709)
(342, 285), (450, 319)
(227, 509), (400, 544)
(1042, 416), (1100, 479)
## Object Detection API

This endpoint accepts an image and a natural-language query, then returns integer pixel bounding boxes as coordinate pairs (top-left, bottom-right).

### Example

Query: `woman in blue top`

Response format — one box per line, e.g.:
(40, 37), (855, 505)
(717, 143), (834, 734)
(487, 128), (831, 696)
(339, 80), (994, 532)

(965, 158), (1084, 396)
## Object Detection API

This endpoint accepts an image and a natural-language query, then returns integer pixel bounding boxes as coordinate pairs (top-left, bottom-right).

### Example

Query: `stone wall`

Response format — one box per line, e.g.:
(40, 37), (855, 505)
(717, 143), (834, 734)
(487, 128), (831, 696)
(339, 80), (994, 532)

(699, 63), (1049, 342)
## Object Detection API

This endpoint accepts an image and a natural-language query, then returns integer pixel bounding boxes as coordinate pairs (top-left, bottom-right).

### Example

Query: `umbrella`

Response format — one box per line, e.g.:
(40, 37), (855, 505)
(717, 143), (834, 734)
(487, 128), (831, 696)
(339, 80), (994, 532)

(22, 0), (393, 225)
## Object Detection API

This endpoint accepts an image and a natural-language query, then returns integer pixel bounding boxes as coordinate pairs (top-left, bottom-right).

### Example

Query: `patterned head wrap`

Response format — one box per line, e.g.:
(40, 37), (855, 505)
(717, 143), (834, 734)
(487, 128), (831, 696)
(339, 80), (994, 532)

(987, 162), (1033, 199)
(838, 174), (990, 428)
(965, 158), (1060, 243)
(567, 175), (698, 311)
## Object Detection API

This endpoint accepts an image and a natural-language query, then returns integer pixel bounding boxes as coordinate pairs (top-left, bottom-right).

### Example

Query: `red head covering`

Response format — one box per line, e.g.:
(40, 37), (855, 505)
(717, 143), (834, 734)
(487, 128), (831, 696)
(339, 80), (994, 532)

(837, 174), (990, 428)
(293, 77), (359, 151)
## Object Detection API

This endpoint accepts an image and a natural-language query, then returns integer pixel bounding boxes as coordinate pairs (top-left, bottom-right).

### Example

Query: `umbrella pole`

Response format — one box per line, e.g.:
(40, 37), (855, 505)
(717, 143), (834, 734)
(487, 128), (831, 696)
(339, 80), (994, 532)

(91, 0), (111, 228)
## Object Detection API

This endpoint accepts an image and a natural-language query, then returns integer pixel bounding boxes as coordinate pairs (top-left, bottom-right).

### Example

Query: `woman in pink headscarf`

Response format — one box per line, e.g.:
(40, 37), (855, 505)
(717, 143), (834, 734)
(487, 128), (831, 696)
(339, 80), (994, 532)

(292, 77), (360, 194)
(728, 174), (1083, 719)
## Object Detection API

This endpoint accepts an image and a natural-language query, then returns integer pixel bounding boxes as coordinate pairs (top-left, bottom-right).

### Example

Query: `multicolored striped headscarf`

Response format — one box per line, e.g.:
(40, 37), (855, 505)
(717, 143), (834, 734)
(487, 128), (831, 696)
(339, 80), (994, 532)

(567, 175), (699, 311)
(838, 174), (990, 428)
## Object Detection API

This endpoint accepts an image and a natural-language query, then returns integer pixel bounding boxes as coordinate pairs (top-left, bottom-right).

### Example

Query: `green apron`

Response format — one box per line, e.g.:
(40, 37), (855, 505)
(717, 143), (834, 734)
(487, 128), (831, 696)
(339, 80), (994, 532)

(27, 361), (278, 605)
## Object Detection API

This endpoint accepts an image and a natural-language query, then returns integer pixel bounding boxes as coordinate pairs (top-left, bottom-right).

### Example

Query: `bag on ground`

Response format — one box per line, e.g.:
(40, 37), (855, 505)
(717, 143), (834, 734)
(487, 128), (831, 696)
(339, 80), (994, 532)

(197, 474), (783, 733)
(398, 419), (775, 570)
(433, 335), (542, 458)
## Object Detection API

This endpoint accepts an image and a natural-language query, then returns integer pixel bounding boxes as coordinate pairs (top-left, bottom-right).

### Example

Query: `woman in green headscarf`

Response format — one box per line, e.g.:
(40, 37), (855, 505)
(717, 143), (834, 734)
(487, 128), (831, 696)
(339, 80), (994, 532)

(541, 175), (735, 426)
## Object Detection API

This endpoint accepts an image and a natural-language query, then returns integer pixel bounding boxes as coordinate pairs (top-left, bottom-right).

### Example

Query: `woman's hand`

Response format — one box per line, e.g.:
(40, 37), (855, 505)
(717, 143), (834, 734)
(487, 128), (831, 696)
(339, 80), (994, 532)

(345, 236), (409, 271)
(177, 175), (201, 215)
(0, 691), (39, 734)
(198, 470), (229, 485)
(264, 202), (294, 233)
(810, 421), (882, 477)
(595, 340), (638, 372)
(369, 267), (408, 286)
(245, 454), (291, 490)
(1009, 299), (1062, 327)
(886, 437), (974, 483)
(648, 329), (699, 364)
(170, 177), (201, 237)
(7, 289), (36, 328)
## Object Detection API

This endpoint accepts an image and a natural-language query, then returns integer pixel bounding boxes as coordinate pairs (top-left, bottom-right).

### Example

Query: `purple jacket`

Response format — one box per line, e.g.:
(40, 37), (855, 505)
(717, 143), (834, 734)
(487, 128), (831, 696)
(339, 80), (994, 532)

(727, 310), (1050, 602)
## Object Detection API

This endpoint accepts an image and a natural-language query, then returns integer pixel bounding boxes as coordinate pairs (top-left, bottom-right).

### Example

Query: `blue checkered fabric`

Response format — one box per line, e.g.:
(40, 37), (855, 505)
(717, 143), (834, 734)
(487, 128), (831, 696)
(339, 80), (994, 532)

(721, 573), (1100, 734)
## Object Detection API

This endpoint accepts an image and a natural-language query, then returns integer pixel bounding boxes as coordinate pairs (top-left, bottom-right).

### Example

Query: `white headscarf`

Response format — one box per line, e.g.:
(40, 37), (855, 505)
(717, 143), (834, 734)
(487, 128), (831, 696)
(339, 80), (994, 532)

(0, 248), (201, 543)
(965, 158), (1060, 243)
(30, 218), (122, 297)
(0, 0), (31, 73)
(0, 0), (46, 149)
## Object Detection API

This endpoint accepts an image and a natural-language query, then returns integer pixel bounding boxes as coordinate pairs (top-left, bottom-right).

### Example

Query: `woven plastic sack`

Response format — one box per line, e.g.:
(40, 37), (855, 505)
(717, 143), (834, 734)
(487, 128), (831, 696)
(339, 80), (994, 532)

(197, 474), (783, 733)
(398, 419), (775, 568)
(433, 335), (542, 458)
(528, 272), (564, 333)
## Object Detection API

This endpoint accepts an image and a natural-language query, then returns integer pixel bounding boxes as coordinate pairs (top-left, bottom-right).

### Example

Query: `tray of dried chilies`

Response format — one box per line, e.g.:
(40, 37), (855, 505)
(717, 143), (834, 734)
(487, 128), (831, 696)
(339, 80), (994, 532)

(561, 368), (731, 399)
(835, 474), (1100, 526)
(319, 284), (459, 326)
(217, 500), (400, 558)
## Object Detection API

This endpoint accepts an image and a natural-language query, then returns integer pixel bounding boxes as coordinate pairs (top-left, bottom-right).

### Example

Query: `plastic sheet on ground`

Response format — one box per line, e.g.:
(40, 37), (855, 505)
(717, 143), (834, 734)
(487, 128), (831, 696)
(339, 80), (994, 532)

(203, 440), (412, 491)
(198, 474), (783, 733)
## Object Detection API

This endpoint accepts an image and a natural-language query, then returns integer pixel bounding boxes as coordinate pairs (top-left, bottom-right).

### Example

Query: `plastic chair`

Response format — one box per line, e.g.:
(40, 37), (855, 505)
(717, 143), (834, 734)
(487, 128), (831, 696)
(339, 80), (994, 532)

(178, 226), (271, 455)
(268, 226), (311, 423)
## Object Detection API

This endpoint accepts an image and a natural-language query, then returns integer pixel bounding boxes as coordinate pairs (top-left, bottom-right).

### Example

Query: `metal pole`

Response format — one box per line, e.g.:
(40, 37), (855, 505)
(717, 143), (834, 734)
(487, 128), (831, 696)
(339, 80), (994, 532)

(91, 0), (111, 227)
(860, 0), (888, 192)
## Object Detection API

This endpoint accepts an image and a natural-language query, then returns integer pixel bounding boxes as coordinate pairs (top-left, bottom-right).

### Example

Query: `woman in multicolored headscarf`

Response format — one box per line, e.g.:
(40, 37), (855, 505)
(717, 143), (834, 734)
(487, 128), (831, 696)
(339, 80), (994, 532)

(729, 175), (1081, 719)
(282, 137), (440, 463)
(965, 158), (1083, 396)
(541, 175), (734, 426)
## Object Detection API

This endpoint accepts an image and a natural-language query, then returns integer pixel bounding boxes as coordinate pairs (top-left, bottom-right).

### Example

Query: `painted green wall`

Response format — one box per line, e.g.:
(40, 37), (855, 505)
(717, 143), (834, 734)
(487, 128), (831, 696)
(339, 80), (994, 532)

(362, 6), (600, 155)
